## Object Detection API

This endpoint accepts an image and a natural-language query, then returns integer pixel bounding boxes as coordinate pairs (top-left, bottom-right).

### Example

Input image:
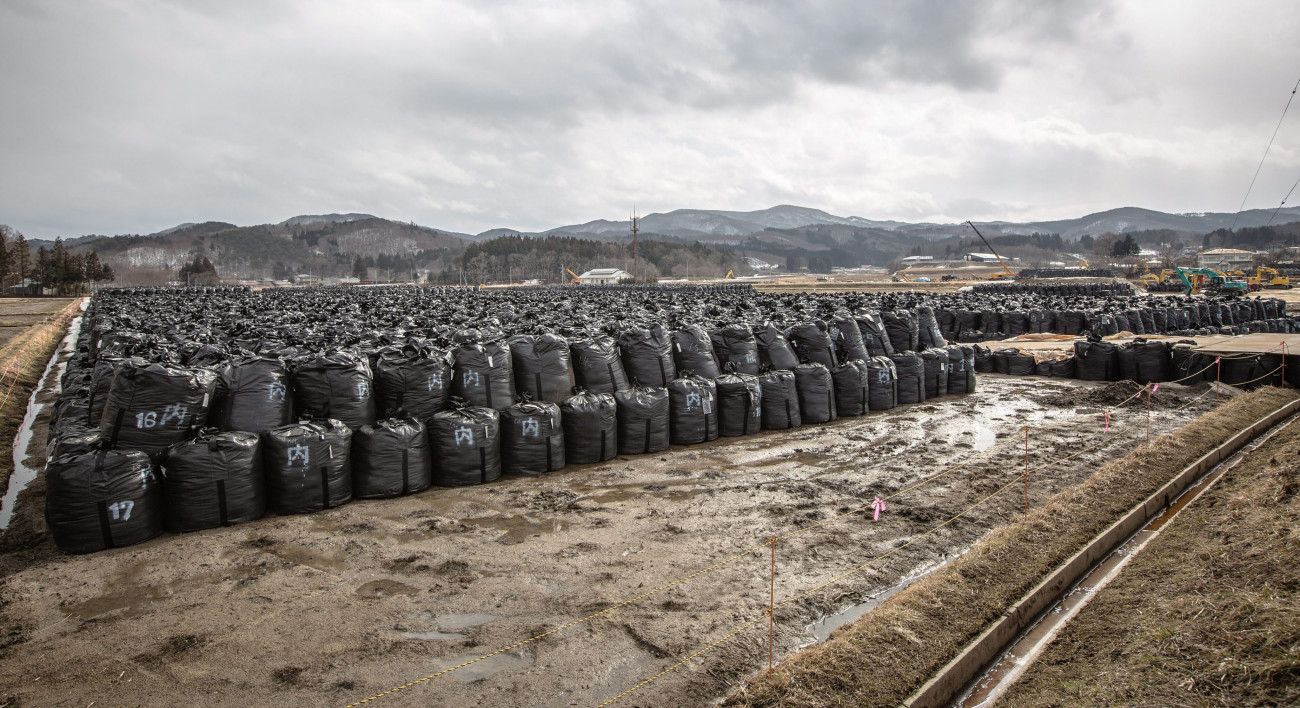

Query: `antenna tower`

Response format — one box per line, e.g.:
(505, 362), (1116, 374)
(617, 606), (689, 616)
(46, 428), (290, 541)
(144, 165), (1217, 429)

(631, 207), (640, 283)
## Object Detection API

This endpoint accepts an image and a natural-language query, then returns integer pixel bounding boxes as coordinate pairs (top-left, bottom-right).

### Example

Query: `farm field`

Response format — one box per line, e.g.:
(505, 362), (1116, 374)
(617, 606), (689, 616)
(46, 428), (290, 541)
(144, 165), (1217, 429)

(0, 364), (1215, 707)
(0, 298), (78, 351)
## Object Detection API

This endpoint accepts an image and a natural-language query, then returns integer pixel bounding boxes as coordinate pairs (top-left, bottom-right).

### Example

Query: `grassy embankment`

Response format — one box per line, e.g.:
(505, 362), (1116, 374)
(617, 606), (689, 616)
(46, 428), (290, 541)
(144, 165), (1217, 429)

(0, 300), (80, 497)
(1000, 409), (1300, 706)
(724, 386), (1299, 708)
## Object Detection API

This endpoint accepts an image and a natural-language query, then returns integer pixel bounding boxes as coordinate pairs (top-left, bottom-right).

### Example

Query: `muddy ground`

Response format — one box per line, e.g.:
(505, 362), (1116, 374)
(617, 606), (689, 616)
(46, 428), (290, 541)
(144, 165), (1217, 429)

(0, 337), (1219, 707)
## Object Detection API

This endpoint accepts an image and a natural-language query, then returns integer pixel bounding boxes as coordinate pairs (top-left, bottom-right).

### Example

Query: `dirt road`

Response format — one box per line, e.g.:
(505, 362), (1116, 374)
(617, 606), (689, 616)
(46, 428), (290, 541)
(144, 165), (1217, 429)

(0, 344), (1217, 707)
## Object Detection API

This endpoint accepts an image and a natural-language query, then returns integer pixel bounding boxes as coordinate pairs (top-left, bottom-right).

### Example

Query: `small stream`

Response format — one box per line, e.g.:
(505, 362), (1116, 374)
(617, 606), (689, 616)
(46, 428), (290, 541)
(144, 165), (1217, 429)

(0, 308), (83, 531)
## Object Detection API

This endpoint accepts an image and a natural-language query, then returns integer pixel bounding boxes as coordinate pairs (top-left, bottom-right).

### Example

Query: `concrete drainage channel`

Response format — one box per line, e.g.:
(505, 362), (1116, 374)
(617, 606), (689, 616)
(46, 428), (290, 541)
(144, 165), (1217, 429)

(903, 395), (1300, 708)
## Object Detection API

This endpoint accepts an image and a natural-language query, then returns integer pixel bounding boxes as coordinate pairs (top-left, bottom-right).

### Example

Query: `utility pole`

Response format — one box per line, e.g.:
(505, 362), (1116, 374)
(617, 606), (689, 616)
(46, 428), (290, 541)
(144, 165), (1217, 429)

(631, 207), (640, 283)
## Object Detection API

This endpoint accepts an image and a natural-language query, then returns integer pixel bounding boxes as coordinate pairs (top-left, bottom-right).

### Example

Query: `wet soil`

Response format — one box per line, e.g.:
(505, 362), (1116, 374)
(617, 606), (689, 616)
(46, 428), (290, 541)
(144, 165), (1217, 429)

(0, 371), (1216, 708)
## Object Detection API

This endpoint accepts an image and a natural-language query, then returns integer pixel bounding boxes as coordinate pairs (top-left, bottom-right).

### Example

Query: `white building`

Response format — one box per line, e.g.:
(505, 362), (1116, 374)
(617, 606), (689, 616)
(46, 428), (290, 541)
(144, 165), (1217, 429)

(964, 253), (1016, 263)
(577, 268), (631, 285)
(1196, 248), (1255, 271)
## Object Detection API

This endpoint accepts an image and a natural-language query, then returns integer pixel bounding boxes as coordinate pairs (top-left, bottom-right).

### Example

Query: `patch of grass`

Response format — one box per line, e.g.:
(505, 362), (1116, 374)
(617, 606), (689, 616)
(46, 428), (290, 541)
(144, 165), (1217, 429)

(723, 386), (1299, 708)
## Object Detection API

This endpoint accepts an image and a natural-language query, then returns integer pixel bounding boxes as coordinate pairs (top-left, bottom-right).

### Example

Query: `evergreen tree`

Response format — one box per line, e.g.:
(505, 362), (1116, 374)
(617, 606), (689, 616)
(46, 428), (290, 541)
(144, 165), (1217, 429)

(35, 246), (52, 292)
(353, 255), (367, 280)
(0, 228), (10, 293)
(13, 234), (30, 294)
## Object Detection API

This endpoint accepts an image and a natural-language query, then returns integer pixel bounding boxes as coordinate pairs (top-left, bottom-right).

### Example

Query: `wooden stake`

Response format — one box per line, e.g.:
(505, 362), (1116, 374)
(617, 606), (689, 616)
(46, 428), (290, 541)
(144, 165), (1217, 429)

(768, 536), (776, 672)
(1023, 427), (1029, 520)
(1146, 383), (1153, 446)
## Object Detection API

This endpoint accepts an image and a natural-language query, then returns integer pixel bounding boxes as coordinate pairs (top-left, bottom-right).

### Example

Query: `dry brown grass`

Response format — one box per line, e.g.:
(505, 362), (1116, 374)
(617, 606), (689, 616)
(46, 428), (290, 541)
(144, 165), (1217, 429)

(723, 386), (1299, 708)
(0, 300), (80, 495)
(1000, 410), (1300, 707)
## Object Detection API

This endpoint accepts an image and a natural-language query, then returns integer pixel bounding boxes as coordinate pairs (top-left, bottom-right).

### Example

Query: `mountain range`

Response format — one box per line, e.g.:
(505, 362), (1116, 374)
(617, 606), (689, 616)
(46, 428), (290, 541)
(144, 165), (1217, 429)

(13, 204), (1300, 284)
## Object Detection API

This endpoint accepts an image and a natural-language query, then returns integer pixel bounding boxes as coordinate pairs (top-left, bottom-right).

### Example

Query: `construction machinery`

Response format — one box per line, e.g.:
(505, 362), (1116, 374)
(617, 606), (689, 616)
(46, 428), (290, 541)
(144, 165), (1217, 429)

(965, 221), (1018, 280)
(724, 270), (735, 279)
(565, 267), (581, 285)
(1248, 266), (1292, 289)
(1172, 267), (1249, 296)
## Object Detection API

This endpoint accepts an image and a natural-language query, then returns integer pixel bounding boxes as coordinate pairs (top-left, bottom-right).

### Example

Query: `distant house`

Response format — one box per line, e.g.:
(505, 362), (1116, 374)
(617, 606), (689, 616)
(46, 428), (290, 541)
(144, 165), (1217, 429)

(900, 255), (933, 263)
(577, 268), (631, 285)
(293, 274), (322, 285)
(4, 278), (42, 296)
(1197, 248), (1255, 271)
(963, 253), (1016, 263)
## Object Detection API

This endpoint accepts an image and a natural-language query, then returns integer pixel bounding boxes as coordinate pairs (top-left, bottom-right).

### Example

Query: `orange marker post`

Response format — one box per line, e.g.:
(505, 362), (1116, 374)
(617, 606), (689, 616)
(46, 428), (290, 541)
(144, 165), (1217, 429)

(768, 536), (776, 673)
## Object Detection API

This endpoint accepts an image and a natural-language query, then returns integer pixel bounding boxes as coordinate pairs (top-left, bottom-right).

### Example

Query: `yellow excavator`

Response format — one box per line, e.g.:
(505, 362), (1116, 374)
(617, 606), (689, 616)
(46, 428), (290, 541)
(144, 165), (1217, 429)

(724, 270), (735, 279)
(565, 267), (581, 284)
(1248, 266), (1292, 289)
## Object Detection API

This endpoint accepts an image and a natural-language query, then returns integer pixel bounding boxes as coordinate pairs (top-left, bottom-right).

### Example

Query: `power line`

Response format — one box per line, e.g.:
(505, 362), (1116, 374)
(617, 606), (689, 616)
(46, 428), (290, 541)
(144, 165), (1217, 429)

(1265, 176), (1300, 227)
(1231, 76), (1300, 231)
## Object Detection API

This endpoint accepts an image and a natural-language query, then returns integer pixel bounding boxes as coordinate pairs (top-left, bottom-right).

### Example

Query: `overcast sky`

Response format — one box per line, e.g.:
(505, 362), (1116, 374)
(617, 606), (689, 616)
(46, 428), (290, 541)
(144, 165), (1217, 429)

(3, 0), (1299, 238)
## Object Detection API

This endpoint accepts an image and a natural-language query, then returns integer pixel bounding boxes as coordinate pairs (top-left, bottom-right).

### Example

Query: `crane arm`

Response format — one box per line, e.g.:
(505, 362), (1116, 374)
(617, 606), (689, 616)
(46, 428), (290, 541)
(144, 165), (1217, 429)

(965, 221), (1015, 277)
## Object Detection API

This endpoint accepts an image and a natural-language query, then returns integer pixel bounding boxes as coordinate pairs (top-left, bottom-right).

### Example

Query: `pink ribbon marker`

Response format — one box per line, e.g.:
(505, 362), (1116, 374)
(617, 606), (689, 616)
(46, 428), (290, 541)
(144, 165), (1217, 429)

(1151, 382), (1159, 393)
(1104, 411), (1110, 433)
(871, 497), (887, 521)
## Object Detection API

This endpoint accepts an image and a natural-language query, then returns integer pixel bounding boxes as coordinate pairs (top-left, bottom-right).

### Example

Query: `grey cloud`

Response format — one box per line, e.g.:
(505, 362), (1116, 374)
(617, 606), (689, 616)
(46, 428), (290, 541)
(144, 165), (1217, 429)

(0, 0), (1295, 239)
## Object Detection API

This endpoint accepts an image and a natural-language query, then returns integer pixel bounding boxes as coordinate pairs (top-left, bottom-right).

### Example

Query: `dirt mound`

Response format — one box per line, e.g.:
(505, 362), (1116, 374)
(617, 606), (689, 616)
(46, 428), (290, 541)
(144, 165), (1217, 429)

(1034, 381), (1210, 409)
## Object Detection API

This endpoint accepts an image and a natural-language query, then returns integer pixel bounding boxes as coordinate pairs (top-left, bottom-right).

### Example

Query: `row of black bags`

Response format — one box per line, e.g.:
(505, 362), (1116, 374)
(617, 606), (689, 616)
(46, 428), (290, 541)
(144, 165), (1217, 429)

(45, 344), (978, 554)
(970, 337), (1297, 390)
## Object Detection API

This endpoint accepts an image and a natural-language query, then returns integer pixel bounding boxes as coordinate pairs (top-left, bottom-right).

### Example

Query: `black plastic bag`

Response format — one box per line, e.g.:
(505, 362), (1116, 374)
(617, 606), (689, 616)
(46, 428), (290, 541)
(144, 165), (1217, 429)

(667, 375), (719, 444)
(292, 351), (377, 430)
(45, 448), (163, 554)
(832, 359), (871, 416)
(211, 355), (294, 433)
(352, 418), (434, 497)
(100, 359), (218, 458)
(374, 345), (452, 420)
(715, 372), (762, 436)
(560, 389), (618, 463)
(429, 401), (502, 485)
(501, 399), (565, 475)
(615, 385), (671, 453)
(793, 362), (836, 423)
(508, 333), (575, 405)
(571, 335), (631, 394)
(160, 429), (265, 532)
(262, 418), (353, 514)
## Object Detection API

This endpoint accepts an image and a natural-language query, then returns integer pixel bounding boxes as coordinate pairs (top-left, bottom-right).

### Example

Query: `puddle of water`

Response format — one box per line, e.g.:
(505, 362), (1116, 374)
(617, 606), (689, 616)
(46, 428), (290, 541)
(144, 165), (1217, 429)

(262, 542), (347, 574)
(586, 487), (705, 505)
(462, 514), (563, 543)
(441, 651), (533, 683)
(401, 630), (464, 640)
(0, 311), (82, 530)
(805, 561), (945, 643)
(64, 583), (168, 620)
(436, 612), (496, 629)
(355, 579), (420, 598)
